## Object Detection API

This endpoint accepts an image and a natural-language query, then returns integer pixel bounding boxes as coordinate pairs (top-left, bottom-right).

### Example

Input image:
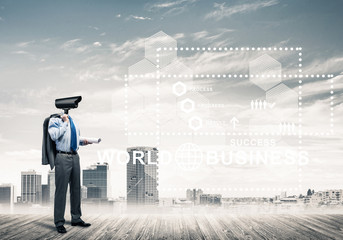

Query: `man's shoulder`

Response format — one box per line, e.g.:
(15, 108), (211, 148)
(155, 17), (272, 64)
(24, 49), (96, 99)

(48, 116), (63, 126)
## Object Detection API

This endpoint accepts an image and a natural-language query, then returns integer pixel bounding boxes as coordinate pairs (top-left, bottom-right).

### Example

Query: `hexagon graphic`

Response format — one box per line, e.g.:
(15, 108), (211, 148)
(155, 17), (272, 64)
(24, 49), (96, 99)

(145, 31), (177, 68)
(160, 115), (189, 133)
(249, 54), (281, 91)
(266, 83), (298, 120)
(173, 81), (187, 96)
(160, 59), (193, 76)
(188, 116), (202, 131)
(128, 58), (156, 78)
(180, 98), (194, 113)
(176, 91), (211, 123)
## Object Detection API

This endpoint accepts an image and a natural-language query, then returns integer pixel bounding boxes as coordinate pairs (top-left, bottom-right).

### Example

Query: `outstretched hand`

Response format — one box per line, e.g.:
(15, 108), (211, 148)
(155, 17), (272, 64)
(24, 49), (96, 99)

(83, 139), (93, 145)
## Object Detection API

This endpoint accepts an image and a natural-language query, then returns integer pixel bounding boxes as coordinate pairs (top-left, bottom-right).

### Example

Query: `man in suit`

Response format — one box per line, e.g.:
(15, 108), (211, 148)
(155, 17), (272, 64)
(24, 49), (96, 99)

(48, 113), (91, 233)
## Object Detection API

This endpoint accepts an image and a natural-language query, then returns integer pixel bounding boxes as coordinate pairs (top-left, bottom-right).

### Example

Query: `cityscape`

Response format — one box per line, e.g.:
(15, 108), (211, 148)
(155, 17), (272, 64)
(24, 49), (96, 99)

(0, 0), (342, 238)
(0, 146), (342, 214)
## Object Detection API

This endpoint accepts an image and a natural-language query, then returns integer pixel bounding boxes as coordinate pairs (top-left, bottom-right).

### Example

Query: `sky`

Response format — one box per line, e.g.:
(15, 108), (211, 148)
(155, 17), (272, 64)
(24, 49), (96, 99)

(0, 0), (342, 199)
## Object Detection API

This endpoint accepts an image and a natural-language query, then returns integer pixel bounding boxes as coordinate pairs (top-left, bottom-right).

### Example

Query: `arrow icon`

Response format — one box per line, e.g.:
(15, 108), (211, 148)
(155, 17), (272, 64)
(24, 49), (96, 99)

(230, 117), (239, 130)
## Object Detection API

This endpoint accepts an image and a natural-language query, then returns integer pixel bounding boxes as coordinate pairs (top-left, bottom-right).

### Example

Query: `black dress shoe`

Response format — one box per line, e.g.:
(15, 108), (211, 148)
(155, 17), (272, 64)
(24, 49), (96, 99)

(71, 220), (91, 227)
(56, 225), (67, 233)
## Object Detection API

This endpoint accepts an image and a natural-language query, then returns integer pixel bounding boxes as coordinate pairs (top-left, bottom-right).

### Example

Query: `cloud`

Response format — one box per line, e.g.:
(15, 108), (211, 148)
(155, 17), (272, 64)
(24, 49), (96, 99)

(205, 0), (279, 20)
(61, 39), (89, 53)
(11, 50), (36, 60)
(41, 38), (51, 43)
(38, 65), (65, 72)
(88, 25), (99, 30)
(301, 74), (343, 101)
(17, 41), (35, 48)
(126, 15), (152, 21)
(109, 32), (183, 62)
(5, 149), (41, 157)
(76, 63), (122, 82)
(0, 134), (9, 143)
(162, 7), (186, 16)
(191, 28), (235, 43)
(109, 37), (145, 60)
(146, 0), (197, 17)
(173, 33), (185, 40)
(0, 16), (3, 21)
(147, 0), (197, 10)
(61, 38), (81, 49)
(93, 41), (102, 47)
(11, 50), (30, 55)
(302, 55), (343, 76)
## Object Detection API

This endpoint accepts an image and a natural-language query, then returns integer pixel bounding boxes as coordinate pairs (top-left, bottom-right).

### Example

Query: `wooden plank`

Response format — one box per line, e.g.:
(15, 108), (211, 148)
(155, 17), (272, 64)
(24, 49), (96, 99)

(108, 215), (143, 239)
(149, 214), (178, 240)
(270, 214), (336, 240)
(246, 214), (302, 240)
(96, 215), (130, 240)
(1, 213), (343, 239)
(0, 214), (30, 231)
(296, 214), (343, 239)
(60, 215), (105, 240)
(236, 215), (279, 239)
(92, 216), (124, 240)
(0, 214), (46, 239)
(193, 215), (228, 240)
(210, 215), (240, 240)
(224, 214), (264, 239)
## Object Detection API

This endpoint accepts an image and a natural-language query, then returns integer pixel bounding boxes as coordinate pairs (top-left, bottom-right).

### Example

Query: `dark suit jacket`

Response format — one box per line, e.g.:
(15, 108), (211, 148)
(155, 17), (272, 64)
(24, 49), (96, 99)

(42, 114), (60, 170)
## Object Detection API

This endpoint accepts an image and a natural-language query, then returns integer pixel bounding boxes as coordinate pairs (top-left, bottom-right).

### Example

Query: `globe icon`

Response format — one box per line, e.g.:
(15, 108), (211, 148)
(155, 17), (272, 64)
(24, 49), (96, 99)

(175, 143), (203, 171)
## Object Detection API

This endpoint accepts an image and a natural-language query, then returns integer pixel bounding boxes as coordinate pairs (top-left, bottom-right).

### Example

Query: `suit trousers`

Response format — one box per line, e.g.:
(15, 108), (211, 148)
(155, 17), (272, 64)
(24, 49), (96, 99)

(54, 153), (82, 227)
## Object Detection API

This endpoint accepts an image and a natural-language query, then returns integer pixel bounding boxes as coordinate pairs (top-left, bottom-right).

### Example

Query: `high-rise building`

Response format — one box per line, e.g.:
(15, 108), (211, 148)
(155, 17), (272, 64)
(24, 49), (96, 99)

(83, 162), (109, 199)
(0, 184), (14, 205)
(81, 186), (87, 200)
(86, 184), (101, 198)
(199, 194), (222, 206)
(322, 189), (343, 203)
(186, 189), (193, 201)
(42, 184), (49, 205)
(186, 188), (203, 204)
(48, 170), (55, 204)
(127, 147), (159, 205)
(21, 170), (42, 204)
(281, 191), (287, 199)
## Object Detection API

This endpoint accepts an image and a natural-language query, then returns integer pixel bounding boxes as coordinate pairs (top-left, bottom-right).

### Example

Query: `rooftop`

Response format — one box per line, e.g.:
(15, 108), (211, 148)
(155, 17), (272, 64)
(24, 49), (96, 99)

(0, 213), (342, 239)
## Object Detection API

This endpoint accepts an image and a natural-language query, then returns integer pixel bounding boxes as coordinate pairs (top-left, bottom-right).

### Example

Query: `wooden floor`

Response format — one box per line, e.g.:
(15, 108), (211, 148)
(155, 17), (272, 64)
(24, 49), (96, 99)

(1, 214), (343, 239)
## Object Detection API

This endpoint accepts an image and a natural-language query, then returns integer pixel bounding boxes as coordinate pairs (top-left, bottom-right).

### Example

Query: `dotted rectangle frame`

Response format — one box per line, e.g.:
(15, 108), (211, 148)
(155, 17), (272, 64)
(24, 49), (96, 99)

(124, 47), (335, 192)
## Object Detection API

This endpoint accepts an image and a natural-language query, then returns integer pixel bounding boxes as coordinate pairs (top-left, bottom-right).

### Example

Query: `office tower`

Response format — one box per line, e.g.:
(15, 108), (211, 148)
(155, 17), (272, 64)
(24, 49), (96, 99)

(186, 188), (203, 204)
(199, 194), (222, 206)
(83, 162), (109, 199)
(322, 189), (343, 203)
(48, 170), (55, 204)
(86, 184), (101, 198)
(281, 191), (287, 199)
(0, 184), (14, 205)
(127, 147), (159, 205)
(81, 186), (87, 200)
(186, 189), (193, 201)
(21, 170), (42, 204)
(42, 184), (49, 205)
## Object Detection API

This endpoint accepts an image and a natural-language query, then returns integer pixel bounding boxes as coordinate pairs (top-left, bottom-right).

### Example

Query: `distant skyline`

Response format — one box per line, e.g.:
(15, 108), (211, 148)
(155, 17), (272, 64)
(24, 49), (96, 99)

(0, 0), (342, 198)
